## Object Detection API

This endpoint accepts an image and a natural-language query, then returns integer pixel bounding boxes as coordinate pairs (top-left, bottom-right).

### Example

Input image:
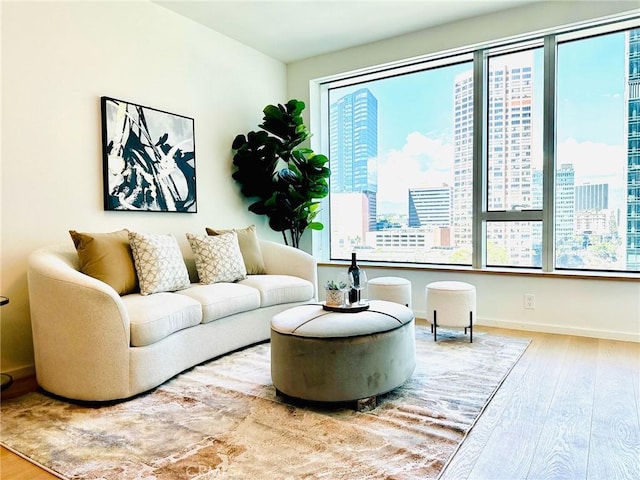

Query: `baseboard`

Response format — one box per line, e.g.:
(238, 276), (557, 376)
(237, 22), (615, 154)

(476, 317), (640, 343)
(1, 364), (36, 380)
(413, 310), (639, 343)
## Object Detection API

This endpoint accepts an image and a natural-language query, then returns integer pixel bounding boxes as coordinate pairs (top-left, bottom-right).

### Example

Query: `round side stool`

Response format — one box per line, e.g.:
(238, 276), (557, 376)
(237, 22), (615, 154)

(425, 281), (476, 342)
(367, 277), (412, 307)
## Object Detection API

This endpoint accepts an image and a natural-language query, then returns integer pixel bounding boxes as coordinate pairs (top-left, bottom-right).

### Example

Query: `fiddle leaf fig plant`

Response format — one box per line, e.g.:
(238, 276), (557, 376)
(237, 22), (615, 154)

(231, 99), (330, 248)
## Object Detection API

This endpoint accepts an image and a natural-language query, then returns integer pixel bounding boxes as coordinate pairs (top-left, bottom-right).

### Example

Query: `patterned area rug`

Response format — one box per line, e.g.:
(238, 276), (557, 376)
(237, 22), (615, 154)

(1, 326), (529, 479)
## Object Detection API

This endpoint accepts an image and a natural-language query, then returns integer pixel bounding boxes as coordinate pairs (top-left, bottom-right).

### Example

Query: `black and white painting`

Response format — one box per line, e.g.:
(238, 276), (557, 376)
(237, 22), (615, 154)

(101, 97), (196, 212)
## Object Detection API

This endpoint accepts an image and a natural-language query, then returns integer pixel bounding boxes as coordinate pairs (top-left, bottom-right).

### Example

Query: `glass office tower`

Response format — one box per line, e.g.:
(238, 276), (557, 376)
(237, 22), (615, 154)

(330, 88), (378, 232)
(626, 28), (640, 270)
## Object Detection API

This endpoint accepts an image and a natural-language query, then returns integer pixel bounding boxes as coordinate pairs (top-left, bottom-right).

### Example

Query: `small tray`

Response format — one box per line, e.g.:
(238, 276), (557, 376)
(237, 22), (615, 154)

(322, 301), (370, 313)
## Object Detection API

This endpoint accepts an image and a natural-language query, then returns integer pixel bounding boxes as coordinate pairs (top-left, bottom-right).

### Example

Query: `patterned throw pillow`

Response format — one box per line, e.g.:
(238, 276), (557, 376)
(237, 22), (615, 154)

(128, 232), (191, 295)
(186, 232), (247, 284)
(205, 225), (266, 275)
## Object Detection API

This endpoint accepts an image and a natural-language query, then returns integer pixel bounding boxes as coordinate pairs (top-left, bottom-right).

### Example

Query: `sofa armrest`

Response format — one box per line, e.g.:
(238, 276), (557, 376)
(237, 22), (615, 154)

(27, 244), (132, 401)
(259, 240), (318, 300)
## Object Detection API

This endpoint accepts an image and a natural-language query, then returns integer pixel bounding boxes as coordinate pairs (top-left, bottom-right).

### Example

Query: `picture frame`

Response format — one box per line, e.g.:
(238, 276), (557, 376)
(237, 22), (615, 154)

(100, 96), (197, 212)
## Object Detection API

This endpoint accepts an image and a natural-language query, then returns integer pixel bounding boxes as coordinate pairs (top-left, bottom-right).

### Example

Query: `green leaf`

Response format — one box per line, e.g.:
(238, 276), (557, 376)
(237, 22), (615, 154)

(307, 222), (324, 230)
(231, 134), (247, 150)
(287, 99), (305, 116)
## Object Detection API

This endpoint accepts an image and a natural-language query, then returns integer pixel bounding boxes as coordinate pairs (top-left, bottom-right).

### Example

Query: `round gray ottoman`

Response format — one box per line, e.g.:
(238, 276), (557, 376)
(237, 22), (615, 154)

(270, 300), (415, 407)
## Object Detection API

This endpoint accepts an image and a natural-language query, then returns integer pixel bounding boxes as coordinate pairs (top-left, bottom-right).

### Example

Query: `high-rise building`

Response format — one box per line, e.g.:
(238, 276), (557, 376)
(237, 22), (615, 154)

(626, 28), (640, 270)
(556, 163), (575, 244)
(575, 183), (609, 211)
(329, 88), (378, 232)
(532, 169), (543, 209)
(453, 52), (536, 265)
(452, 70), (474, 248)
(408, 186), (452, 227)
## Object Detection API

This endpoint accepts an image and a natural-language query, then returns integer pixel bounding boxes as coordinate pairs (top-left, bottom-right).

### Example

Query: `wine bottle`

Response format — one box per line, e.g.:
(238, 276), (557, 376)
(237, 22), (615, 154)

(347, 252), (360, 304)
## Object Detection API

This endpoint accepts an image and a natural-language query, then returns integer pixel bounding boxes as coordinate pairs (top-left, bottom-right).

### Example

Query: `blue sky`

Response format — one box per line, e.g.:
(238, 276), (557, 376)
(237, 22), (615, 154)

(557, 32), (626, 144)
(372, 62), (470, 153)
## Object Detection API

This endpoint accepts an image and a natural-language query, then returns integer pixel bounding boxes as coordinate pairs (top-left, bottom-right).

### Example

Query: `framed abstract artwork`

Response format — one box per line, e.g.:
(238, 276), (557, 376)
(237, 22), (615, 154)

(100, 96), (197, 212)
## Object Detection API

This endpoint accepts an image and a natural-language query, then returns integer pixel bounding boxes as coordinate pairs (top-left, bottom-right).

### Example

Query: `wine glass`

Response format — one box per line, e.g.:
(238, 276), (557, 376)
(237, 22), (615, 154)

(349, 269), (368, 306)
(336, 272), (351, 307)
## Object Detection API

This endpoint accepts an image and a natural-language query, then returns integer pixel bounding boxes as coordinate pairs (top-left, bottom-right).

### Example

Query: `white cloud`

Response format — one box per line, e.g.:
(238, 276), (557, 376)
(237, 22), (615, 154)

(557, 137), (625, 185)
(375, 133), (628, 214)
(376, 131), (454, 208)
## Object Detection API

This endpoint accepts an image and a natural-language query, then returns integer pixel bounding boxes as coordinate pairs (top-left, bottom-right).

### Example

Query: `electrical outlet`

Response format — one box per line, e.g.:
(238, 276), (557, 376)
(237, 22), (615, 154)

(524, 294), (535, 309)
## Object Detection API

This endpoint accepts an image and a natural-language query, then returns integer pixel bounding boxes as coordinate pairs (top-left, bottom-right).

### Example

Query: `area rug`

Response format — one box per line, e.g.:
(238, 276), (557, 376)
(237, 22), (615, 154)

(1, 326), (529, 479)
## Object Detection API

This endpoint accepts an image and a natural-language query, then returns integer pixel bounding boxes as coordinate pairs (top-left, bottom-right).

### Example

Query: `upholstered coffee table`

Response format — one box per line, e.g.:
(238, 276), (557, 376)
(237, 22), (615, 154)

(270, 300), (415, 409)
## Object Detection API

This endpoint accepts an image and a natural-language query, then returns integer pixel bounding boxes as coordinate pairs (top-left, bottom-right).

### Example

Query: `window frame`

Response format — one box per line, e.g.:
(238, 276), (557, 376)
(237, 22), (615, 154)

(313, 13), (640, 276)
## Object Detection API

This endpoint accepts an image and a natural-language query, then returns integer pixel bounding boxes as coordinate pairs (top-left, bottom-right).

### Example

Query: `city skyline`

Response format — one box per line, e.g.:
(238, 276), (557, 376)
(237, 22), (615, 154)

(329, 33), (627, 217)
(327, 28), (635, 271)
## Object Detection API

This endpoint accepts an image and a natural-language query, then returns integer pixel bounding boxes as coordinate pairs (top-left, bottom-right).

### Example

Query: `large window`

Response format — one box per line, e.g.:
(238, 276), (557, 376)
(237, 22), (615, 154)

(555, 30), (634, 271)
(320, 17), (640, 274)
(328, 59), (473, 264)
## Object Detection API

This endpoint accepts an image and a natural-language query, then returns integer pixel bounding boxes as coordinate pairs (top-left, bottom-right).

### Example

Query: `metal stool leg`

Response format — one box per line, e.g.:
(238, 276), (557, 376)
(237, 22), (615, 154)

(463, 312), (474, 342)
(433, 310), (437, 342)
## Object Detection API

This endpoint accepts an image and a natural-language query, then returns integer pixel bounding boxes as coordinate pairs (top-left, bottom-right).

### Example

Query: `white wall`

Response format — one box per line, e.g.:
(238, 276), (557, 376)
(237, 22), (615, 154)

(288, 1), (640, 342)
(317, 266), (640, 342)
(1, 0), (287, 377)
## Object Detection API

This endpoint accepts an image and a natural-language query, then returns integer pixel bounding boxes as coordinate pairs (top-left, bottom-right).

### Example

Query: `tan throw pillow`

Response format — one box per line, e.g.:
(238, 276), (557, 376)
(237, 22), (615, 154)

(128, 231), (191, 295)
(205, 225), (266, 275)
(69, 229), (138, 295)
(186, 232), (247, 284)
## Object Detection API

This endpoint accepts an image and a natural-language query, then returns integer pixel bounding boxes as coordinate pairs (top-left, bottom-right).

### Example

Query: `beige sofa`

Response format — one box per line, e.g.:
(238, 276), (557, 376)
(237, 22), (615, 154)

(27, 240), (317, 402)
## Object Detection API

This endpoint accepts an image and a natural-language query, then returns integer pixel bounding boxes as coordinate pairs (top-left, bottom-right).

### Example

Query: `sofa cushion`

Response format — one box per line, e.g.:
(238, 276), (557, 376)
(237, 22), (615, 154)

(122, 293), (202, 347)
(128, 232), (191, 295)
(186, 232), (247, 284)
(239, 275), (314, 307)
(206, 225), (266, 275)
(177, 283), (261, 323)
(69, 229), (138, 295)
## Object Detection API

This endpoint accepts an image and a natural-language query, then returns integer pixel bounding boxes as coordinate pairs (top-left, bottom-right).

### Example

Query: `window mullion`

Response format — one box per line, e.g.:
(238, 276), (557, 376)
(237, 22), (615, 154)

(472, 49), (488, 269)
(485, 210), (544, 222)
(542, 34), (557, 273)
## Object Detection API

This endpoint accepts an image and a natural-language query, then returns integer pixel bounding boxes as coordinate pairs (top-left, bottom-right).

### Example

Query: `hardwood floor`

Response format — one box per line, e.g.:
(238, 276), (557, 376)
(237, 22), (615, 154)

(441, 328), (640, 480)
(1, 327), (638, 479)
(0, 447), (58, 480)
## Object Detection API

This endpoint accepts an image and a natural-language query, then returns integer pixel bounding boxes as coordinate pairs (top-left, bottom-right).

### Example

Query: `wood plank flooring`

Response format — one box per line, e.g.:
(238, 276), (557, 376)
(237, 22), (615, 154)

(1, 327), (638, 480)
(441, 328), (640, 480)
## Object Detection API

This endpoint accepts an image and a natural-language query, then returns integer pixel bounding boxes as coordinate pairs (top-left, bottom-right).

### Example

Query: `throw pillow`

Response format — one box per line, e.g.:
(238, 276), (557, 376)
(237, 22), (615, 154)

(128, 231), (191, 295)
(69, 229), (138, 295)
(205, 225), (266, 275)
(186, 232), (247, 284)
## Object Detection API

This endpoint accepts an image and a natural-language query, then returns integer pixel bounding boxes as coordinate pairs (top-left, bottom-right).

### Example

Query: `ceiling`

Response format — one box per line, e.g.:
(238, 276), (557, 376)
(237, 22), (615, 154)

(153, 0), (537, 63)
